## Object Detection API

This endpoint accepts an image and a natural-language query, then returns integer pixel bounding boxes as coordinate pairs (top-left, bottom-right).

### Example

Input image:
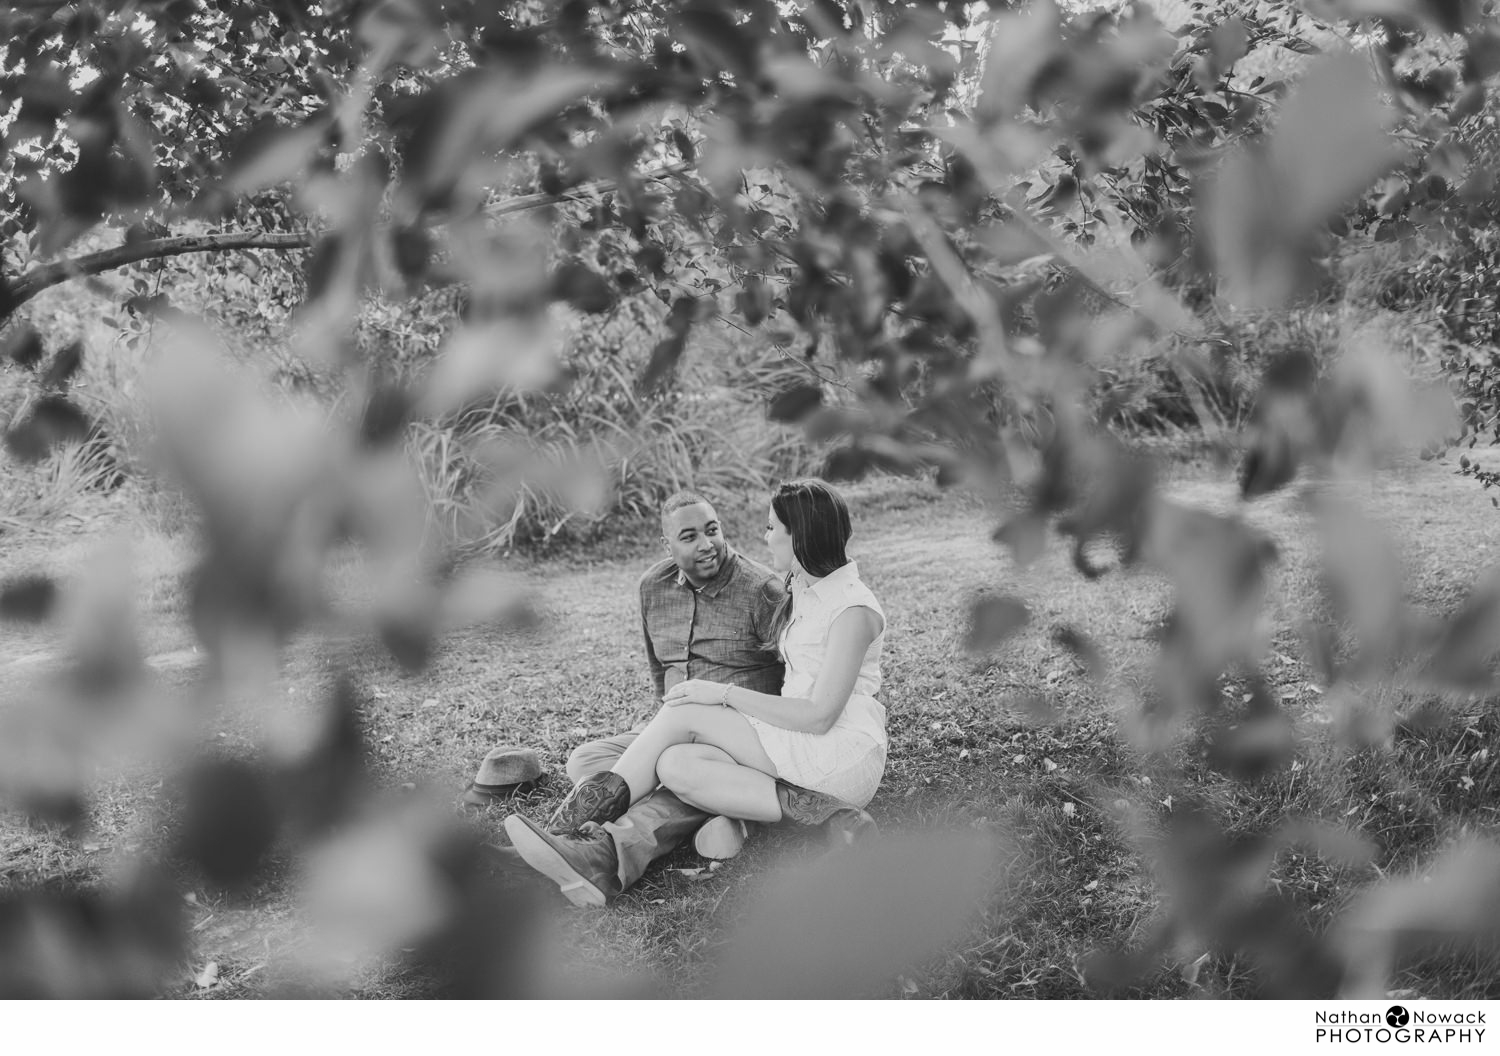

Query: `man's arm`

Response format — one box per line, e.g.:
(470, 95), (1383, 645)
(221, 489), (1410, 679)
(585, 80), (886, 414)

(641, 585), (668, 700)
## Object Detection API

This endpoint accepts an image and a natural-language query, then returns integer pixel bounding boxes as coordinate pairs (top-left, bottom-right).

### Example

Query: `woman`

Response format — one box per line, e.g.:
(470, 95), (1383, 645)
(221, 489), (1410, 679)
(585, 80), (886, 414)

(548, 478), (887, 842)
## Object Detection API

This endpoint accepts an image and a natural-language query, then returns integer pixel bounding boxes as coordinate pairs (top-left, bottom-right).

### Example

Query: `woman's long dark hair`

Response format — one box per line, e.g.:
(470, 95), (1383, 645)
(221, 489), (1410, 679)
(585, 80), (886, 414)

(764, 479), (852, 650)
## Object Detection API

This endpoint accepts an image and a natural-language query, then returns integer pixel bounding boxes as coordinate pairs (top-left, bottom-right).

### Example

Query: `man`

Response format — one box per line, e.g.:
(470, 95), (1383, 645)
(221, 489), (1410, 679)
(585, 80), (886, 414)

(504, 490), (786, 907)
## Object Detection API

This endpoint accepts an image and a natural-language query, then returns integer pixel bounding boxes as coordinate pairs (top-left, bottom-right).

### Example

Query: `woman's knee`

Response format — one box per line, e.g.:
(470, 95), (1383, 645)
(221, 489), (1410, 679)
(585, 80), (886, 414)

(648, 703), (715, 737)
(656, 744), (710, 797)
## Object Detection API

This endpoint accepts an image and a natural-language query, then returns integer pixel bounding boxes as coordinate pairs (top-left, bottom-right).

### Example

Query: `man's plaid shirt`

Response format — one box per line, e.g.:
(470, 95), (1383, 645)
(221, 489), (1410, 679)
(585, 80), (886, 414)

(639, 549), (786, 699)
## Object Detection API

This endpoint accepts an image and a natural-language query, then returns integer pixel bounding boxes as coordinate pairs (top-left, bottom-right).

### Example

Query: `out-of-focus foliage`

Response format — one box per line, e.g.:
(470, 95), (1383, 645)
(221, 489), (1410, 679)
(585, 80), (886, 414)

(1, 0), (1498, 999)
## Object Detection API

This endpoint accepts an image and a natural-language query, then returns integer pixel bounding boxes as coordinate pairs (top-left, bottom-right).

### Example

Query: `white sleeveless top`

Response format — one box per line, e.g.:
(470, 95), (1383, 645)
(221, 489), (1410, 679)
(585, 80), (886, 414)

(779, 561), (887, 749)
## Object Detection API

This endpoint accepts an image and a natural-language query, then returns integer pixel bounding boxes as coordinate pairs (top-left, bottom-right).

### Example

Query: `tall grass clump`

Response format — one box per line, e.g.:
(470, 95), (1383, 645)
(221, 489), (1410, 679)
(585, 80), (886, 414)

(407, 300), (828, 553)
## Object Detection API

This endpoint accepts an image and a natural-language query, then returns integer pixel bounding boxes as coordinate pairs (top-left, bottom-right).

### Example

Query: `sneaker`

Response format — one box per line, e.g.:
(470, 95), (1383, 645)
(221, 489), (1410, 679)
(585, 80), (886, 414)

(693, 815), (749, 860)
(503, 814), (621, 908)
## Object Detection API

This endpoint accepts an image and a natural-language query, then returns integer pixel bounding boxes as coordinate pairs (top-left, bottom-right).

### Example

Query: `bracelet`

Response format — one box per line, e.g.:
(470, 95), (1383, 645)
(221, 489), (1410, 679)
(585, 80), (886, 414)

(720, 683), (732, 708)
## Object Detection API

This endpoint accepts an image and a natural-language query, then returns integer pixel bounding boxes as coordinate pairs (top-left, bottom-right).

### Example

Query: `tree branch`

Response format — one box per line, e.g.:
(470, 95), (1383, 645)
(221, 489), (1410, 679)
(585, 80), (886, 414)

(2, 161), (700, 324)
(5, 232), (315, 320)
(483, 161), (693, 220)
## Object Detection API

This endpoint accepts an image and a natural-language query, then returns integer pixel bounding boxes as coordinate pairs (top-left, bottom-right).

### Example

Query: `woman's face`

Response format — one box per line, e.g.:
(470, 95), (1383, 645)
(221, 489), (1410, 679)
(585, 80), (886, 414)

(765, 503), (795, 574)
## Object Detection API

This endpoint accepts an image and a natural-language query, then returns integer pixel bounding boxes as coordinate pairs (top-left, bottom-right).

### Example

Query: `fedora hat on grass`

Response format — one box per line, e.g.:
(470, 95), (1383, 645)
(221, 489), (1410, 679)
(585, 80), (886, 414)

(461, 745), (544, 807)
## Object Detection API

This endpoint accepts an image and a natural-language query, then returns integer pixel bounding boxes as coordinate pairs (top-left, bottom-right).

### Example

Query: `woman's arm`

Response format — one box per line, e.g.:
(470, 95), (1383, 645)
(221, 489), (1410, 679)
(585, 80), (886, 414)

(663, 606), (882, 734)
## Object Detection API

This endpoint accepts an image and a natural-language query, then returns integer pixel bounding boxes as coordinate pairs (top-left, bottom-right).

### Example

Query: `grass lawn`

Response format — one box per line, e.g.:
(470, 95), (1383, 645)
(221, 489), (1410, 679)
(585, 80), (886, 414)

(4, 447), (1500, 998)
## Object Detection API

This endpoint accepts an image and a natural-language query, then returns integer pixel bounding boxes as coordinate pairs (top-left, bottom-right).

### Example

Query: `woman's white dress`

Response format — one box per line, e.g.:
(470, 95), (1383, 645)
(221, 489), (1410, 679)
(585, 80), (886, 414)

(741, 560), (887, 807)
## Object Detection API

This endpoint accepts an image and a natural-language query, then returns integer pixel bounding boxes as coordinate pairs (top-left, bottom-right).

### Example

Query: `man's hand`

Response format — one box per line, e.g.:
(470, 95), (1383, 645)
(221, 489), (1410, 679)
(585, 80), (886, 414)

(662, 679), (728, 707)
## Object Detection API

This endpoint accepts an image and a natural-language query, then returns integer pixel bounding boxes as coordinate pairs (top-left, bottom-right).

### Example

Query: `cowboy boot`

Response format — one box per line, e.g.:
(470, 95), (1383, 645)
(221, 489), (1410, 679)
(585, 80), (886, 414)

(548, 770), (631, 832)
(503, 815), (622, 908)
(773, 779), (877, 848)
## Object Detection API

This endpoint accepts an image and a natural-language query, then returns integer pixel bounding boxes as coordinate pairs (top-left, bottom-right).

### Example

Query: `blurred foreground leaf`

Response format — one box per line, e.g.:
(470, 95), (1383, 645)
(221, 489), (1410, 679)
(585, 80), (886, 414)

(712, 831), (1001, 998)
(1337, 839), (1500, 998)
(965, 595), (1031, 653)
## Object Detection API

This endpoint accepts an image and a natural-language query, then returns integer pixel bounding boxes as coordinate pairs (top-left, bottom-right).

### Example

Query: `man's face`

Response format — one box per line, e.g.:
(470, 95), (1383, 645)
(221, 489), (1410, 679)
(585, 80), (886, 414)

(662, 502), (728, 587)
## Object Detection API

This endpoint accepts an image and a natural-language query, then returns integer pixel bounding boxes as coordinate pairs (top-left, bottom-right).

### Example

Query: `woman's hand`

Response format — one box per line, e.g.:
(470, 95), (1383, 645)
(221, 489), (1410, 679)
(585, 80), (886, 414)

(662, 679), (728, 707)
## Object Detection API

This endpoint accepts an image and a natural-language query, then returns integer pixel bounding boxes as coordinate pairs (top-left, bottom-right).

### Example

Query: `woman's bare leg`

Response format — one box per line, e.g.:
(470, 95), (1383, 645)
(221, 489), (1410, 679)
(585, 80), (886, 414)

(609, 703), (778, 804)
(656, 743), (781, 822)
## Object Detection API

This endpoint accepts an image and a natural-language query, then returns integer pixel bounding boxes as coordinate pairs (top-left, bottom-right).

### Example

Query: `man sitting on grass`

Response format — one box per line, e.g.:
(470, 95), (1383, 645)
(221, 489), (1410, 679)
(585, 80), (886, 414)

(503, 489), (785, 906)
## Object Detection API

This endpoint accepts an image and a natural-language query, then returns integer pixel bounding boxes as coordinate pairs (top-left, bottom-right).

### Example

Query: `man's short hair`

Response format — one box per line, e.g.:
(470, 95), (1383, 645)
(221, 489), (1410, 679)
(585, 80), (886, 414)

(660, 489), (713, 526)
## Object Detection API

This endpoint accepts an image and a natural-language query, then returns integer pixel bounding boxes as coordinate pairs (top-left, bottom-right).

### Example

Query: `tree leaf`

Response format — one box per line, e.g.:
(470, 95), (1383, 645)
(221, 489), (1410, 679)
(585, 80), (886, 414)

(1336, 839), (1500, 998)
(551, 262), (616, 314)
(975, 0), (1063, 125)
(822, 446), (873, 482)
(767, 383), (823, 423)
(0, 575), (58, 623)
(637, 330), (690, 396)
(712, 831), (1001, 998)
(1, 325), (44, 371)
(965, 595), (1031, 653)
(1239, 429), (1298, 499)
(636, 299), (695, 395)
(993, 513), (1047, 565)
(173, 760), (278, 893)
(735, 276), (771, 326)
(1209, 17), (1249, 71)
(3, 395), (93, 463)
(391, 225), (431, 280)
(225, 119), (326, 195)
(39, 339), (83, 391)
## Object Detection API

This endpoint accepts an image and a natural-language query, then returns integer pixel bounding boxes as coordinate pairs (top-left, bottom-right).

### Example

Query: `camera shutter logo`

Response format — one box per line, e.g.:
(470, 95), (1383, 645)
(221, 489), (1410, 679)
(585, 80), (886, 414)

(1386, 1006), (1410, 1027)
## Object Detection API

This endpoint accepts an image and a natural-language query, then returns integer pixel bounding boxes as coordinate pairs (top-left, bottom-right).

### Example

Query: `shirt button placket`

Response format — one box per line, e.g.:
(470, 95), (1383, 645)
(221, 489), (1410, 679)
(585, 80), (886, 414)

(686, 588), (698, 680)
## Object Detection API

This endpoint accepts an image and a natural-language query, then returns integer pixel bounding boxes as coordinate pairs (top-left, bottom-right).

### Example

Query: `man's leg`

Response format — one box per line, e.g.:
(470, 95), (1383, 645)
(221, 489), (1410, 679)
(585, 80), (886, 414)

(560, 727), (713, 891)
(565, 730), (639, 785)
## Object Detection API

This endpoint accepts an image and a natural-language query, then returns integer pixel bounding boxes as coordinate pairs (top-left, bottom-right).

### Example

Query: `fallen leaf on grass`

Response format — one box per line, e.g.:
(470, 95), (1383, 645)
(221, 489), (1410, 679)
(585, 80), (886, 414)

(1181, 951), (1212, 987)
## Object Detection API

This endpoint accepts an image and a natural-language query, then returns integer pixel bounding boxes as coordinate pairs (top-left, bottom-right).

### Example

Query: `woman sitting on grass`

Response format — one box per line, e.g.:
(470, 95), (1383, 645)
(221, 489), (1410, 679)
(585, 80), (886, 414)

(509, 478), (887, 850)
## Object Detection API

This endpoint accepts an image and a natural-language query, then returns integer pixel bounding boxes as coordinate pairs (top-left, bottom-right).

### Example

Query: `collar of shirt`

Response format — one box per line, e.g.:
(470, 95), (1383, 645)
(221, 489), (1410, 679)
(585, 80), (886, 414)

(795, 560), (859, 602)
(673, 548), (741, 597)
